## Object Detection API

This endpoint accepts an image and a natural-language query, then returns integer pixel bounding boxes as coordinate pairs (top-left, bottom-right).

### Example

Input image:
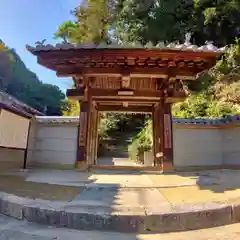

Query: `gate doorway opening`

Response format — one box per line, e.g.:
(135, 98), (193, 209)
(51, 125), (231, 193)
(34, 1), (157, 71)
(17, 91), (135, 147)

(96, 112), (152, 167)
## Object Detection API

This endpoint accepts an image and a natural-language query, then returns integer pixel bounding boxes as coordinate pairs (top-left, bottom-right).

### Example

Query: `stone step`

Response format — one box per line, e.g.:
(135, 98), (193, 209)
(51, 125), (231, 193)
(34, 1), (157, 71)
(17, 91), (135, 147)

(0, 192), (238, 234)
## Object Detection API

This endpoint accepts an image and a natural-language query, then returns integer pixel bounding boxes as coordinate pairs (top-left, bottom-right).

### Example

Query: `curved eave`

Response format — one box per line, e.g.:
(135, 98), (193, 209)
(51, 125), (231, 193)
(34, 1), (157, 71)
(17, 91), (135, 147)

(26, 44), (224, 58)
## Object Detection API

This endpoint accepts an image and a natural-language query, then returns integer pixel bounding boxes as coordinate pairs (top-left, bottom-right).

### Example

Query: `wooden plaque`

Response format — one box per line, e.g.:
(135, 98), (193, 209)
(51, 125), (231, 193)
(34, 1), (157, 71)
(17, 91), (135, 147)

(164, 113), (172, 149)
(79, 112), (87, 146)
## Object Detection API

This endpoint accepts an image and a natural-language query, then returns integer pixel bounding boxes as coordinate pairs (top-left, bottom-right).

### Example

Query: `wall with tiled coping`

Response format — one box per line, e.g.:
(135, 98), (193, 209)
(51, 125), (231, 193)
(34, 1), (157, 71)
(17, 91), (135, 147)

(26, 115), (240, 169)
(27, 119), (78, 169)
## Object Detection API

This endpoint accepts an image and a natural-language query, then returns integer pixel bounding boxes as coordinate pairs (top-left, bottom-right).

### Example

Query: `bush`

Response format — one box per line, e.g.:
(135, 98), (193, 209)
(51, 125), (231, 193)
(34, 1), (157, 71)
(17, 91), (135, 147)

(128, 120), (152, 163)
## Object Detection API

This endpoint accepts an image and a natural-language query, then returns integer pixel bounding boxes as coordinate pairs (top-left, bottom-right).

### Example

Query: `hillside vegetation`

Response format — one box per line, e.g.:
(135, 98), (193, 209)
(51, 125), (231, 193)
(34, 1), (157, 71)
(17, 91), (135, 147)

(0, 41), (66, 115)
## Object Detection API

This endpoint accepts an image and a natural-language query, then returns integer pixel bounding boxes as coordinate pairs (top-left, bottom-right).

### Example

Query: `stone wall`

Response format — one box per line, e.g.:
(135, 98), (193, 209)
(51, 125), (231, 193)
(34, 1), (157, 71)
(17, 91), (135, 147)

(173, 127), (223, 167)
(172, 115), (240, 168)
(222, 127), (240, 165)
(26, 116), (240, 169)
(27, 117), (78, 169)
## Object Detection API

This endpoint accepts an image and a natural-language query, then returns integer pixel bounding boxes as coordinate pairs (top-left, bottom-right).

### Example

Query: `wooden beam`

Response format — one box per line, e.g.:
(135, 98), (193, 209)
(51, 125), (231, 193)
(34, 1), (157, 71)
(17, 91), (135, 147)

(95, 99), (158, 104)
(67, 88), (185, 103)
(57, 66), (197, 79)
(67, 88), (163, 99)
(97, 105), (153, 113)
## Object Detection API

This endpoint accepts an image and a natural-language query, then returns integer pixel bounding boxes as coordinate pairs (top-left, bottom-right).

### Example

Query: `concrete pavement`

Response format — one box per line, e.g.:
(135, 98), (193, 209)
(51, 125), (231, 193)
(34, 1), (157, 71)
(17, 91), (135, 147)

(19, 168), (240, 205)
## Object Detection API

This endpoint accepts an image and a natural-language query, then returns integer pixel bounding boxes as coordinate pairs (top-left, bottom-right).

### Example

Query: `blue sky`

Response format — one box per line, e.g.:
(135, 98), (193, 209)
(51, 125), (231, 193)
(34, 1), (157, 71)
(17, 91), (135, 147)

(0, 0), (81, 92)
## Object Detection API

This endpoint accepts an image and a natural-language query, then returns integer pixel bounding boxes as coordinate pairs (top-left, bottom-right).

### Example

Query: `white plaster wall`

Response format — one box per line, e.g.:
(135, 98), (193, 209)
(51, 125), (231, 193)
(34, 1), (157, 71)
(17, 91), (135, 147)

(0, 148), (24, 169)
(222, 127), (240, 165)
(173, 127), (223, 167)
(27, 123), (78, 167)
(27, 120), (240, 169)
(0, 109), (30, 149)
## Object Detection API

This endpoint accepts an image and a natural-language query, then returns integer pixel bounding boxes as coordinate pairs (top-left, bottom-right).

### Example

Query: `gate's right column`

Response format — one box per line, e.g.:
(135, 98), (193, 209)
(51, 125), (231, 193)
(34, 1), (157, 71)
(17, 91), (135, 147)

(154, 99), (174, 172)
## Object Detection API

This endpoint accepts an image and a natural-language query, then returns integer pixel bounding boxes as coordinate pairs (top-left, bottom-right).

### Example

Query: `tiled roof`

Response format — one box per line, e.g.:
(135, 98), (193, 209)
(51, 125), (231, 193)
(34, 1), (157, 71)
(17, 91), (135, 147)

(0, 91), (44, 117)
(26, 40), (226, 54)
(35, 115), (240, 125)
(35, 116), (79, 124)
(173, 115), (240, 125)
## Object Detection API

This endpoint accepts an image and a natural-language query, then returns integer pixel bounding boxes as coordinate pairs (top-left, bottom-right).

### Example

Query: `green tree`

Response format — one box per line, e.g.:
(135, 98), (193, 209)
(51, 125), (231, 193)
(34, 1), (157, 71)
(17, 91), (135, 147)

(0, 41), (14, 89)
(54, 21), (78, 43)
(0, 41), (67, 116)
(55, 0), (117, 44)
(63, 99), (80, 116)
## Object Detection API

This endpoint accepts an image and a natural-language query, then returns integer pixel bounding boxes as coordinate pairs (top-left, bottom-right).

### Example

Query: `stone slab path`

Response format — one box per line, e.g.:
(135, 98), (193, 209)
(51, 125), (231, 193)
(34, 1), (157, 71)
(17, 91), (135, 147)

(2, 168), (240, 206)
(96, 157), (141, 166)
(1, 214), (240, 240)
(71, 187), (171, 214)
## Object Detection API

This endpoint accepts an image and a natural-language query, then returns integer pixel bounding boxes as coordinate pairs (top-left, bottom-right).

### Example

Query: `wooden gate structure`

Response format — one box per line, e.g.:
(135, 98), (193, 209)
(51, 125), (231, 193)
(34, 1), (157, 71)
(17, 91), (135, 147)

(27, 41), (222, 171)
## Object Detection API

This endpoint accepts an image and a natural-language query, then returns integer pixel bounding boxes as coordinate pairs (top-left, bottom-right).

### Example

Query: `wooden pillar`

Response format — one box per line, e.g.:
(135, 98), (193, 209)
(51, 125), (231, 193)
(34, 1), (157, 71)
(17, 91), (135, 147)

(153, 100), (174, 171)
(152, 105), (158, 166)
(153, 103), (161, 167)
(90, 107), (98, 165)
(93, 110), (100, 164)
(86, 107), (93, 165)
(160, 100), (174, 171)
(76, 100), (90, 169)
(95, 111), (100, 162)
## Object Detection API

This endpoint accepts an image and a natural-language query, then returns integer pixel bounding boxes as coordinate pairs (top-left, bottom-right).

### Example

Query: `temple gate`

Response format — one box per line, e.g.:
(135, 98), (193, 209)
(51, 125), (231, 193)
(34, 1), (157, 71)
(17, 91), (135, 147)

(27, 41), (222, 171)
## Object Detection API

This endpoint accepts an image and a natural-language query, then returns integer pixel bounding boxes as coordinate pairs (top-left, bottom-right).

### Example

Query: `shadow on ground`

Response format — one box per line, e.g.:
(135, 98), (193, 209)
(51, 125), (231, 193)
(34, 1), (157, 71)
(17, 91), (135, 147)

(174, 169), (240, 195)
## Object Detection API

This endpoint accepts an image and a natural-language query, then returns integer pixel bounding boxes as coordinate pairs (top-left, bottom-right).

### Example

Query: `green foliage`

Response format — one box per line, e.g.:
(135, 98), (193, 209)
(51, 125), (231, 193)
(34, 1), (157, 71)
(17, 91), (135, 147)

(98, 113), (120, 138)
(54, 21), (79, 43)
(172, 93), (238, 119)
(128, 119), (152, 162)
(0, 41), (14, 89)
(0, 41), (67, 115)
(172, 41), (240, 119)
(114, 0), (240, 46)
(63, 99), (80, 116)
(55, 0), (117, 44)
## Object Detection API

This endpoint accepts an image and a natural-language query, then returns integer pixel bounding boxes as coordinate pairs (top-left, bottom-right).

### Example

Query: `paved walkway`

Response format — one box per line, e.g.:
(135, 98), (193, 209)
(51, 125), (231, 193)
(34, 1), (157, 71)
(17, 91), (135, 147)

(1, 168), (240, 233)
(96, 157), (142, 166)
(1, 168), (240, 212)
(12, 168), (240, 206)
(1, 214), (240, 240)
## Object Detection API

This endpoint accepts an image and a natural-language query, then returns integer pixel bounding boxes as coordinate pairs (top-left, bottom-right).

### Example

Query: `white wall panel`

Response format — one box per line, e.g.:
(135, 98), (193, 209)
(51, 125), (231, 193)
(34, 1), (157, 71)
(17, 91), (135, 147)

(0, 109), (30, 149)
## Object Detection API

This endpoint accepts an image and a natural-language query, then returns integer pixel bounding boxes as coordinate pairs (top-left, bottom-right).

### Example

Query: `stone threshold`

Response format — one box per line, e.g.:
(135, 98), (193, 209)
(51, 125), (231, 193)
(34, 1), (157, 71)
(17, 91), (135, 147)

(0, 191), (240, 233)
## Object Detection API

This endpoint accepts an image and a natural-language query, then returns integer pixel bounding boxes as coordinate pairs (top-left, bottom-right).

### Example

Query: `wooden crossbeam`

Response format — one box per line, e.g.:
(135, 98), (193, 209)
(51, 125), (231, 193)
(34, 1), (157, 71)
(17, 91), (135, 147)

(56, 66), (197, 79)
(66, 88), (164, 99)
(66, 88), (186, 103)
(97, 105), (153, 113)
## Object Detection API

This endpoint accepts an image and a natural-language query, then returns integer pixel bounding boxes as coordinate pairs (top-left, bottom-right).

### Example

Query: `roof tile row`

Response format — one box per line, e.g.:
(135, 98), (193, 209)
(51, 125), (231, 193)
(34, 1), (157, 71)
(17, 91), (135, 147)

(35, 115), (240, 125)
(26, 40), (225, 53)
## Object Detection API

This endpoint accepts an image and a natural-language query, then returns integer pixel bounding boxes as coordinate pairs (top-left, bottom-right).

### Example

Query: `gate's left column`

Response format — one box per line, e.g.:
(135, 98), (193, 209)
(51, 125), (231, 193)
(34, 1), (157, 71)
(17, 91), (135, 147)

(76, 100), (90, 169)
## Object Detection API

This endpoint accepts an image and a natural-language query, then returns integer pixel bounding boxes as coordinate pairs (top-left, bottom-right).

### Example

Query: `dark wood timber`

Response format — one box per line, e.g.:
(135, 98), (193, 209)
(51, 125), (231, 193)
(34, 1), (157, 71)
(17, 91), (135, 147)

(152, 106), (157, 166)
(97, 105), (153, 113)
(67, 88), (164, 99)
(56, 66), (199, 78)
(153, 103), (162, 166)
(158, 100), (174, 170)
(76, 101), (90, 163)
(23, 120), (32, 169)
(0, 146), (25, 151)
